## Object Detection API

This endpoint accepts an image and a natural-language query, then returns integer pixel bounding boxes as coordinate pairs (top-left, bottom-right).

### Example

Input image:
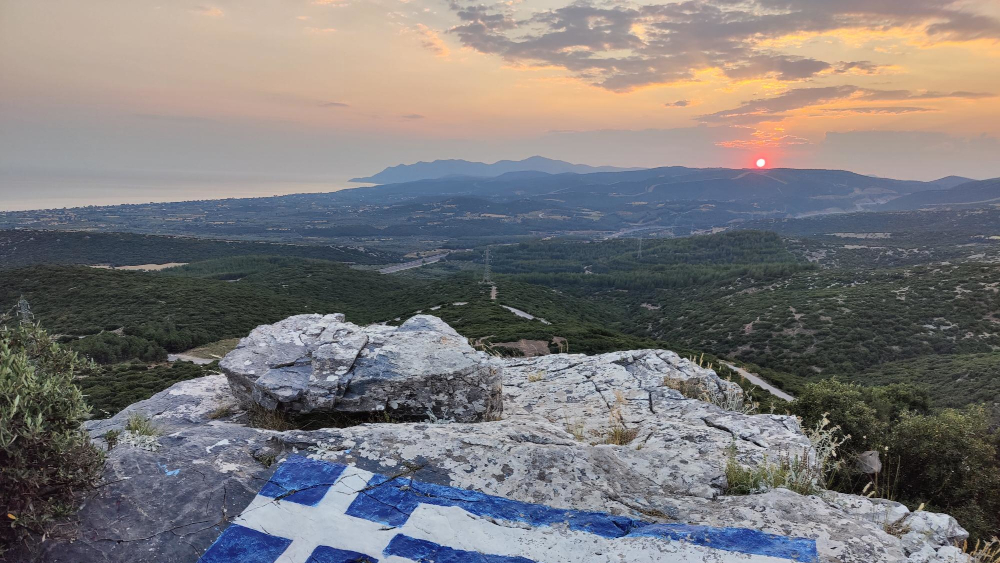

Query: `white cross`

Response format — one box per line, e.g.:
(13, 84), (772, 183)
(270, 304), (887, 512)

(234, 466), (394, 562)
(232, 463), (801, 563)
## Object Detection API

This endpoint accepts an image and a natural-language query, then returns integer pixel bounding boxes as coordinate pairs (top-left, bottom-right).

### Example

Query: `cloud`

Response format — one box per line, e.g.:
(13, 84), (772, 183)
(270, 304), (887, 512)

(304, 27), (338, 34)
(723, 55), (832, 81)
(664, 100), (690, 108)
(320, 102), (350, 108)
(716, 129), (811, 149)
(812, 130), (1000, 180)
(833, 61), (890, 75)
(926, 11), (1000, 40)
(820, 106), (934, 114)
(700, 86), (995, 124)
(411, 24), (450, 57)
(400, 114), (425, 119)
(193, 5), (224, 18)
(446, 0), (1000, 91)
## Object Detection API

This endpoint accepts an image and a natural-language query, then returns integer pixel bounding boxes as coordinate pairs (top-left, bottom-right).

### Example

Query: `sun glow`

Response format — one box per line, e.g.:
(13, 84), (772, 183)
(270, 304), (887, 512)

(756, 158), (766, 168)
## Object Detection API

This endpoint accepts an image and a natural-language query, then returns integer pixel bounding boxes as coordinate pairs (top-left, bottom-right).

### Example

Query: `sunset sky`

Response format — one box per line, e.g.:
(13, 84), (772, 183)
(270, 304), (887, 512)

(2, 0), (1000, 185)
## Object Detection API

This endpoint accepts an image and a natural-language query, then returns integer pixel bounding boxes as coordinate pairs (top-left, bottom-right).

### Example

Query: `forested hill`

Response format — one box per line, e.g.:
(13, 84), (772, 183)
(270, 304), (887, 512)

(0, 230), (395, 270)
(4, 228), (999, 413)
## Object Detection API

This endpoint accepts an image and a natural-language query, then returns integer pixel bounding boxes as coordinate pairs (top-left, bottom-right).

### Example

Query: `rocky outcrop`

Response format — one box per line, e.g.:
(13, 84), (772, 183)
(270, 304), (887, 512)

(29, 315), (970, 563)
(220, 314), (502, 422)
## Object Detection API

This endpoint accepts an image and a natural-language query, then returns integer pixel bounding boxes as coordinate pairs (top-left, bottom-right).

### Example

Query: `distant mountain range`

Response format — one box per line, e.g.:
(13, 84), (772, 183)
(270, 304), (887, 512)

(4, 164), (997, 244)
(881, 177), (1000, 210)
(927, 175), (975, 189)
(350, 156), (639, 184)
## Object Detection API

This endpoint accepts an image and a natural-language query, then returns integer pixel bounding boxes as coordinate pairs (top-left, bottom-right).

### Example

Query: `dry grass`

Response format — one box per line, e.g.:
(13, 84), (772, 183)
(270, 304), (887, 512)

(603, 423), (640, 446)
(247, 404), (294, 431)
(603, 391), (640, 445)
(726, 414), (847, 496)
(663, 376), (759, 415)
(564, 419), (586, 441)
(207, 404), (237, 420)
(965, 538), (1000, 563)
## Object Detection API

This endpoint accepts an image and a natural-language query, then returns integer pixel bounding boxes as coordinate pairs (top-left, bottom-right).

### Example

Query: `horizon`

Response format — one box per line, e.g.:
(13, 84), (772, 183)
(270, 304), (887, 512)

(0, 162), (987, 213)
(3, 0), (1000, 207)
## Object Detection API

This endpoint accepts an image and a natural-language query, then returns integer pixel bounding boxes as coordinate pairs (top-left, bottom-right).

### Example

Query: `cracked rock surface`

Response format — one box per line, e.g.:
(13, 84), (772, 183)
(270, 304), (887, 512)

(220, 314), (502, 421)
(29, 315), (970, 563)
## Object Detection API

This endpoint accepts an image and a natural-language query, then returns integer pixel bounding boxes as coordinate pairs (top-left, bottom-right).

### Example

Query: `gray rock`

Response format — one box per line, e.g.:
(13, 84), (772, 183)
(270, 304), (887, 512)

(31, 317), (971, 563)
(220, 314), (502, 422)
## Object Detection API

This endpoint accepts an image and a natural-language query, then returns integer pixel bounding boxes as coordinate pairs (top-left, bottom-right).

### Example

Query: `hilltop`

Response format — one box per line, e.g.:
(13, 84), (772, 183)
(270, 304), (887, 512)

(349, 156), (637, 183)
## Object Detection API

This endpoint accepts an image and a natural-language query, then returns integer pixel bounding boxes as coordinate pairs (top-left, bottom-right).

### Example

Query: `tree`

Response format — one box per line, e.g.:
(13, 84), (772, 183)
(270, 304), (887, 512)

(0, 321), (104, 555)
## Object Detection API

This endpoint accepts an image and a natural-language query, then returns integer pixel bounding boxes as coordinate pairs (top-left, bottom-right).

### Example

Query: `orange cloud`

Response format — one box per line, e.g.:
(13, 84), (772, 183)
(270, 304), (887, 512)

(411, 24), (450, 58)
(193, 6), (223, 18)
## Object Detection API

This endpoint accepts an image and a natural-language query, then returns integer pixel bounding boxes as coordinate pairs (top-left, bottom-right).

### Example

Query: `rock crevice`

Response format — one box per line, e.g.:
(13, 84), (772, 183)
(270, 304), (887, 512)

(30, 314), (970, 563)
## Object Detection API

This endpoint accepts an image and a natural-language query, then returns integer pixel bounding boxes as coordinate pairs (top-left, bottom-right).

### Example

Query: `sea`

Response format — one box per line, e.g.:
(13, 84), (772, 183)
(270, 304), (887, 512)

(0, 171), (369, 212)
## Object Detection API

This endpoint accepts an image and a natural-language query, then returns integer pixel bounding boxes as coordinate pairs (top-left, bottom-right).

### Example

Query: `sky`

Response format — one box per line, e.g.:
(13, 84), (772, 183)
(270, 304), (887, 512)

(2, 0), (1000, 202)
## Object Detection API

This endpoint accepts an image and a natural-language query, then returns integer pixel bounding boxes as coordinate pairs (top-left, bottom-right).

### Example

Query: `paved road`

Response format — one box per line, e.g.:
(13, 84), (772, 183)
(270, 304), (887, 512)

(723, 362), (795, 402)
(378, 253), (448, 274)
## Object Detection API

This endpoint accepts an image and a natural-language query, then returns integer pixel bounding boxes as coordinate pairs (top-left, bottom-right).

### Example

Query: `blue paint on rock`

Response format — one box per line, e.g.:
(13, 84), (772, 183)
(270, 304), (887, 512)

(345, 465), (816, 562)
(200, 456), (820, 562)
(199, 524), (292, 563)
(157, 462), (180, 476)
(346, 473), (637, 538)
(306, 545), (378, 563)
(259, 456), (347, 506)
(630, 524), (818, 563)
(384, 534), (536, 563)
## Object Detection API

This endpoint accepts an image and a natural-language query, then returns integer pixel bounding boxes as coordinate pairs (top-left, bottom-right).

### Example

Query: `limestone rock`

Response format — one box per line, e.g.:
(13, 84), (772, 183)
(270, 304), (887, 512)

(29, 316), (970, 563)
(220, 314), (502, 422)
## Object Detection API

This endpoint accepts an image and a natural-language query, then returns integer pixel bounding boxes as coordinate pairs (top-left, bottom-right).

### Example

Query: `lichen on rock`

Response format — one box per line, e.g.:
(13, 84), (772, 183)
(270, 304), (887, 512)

(31, 314), (971, 563)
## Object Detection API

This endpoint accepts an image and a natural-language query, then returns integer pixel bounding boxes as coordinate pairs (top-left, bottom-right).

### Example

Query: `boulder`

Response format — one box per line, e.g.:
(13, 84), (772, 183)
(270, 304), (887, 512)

(220, 314), (502, 422)
(27, 317), (970, 563)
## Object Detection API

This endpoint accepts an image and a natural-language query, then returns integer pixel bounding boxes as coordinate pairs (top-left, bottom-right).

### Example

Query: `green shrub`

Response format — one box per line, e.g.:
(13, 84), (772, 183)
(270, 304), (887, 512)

(70, 332), (167, 364)
(791, 379), (1000, 540)
(124, 412), (159, 437)
(0, 322), (104, 555)
(889, 407), (1000, 541)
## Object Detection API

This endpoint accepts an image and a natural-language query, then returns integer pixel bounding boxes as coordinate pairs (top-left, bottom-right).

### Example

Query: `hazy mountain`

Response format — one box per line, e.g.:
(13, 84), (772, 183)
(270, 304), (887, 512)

(350, 156), (638, 184)
(880, 177), (1000, 210)
(342, 166), (937, 211)
(1, 166), (957, 243)
(928, 175), (976, 189)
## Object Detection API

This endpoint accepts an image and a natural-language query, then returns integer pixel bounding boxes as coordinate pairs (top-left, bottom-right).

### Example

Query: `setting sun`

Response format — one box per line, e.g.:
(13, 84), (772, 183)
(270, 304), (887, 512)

(756, 158), (766, 168)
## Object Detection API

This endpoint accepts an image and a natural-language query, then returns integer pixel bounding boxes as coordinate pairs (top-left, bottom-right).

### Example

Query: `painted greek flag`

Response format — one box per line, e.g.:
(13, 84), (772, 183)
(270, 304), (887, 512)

(199, 456), (818, 563)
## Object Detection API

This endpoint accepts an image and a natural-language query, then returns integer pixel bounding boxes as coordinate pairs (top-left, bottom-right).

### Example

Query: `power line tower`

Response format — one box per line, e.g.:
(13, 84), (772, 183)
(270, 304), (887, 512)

(482, 247), (492, 284)
(17, 295), (34, 325)
(637, 236), (643, 260)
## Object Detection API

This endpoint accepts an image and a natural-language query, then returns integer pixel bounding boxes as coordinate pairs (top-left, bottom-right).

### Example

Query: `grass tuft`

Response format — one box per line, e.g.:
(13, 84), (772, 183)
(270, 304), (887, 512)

(124, 412), (159, 436)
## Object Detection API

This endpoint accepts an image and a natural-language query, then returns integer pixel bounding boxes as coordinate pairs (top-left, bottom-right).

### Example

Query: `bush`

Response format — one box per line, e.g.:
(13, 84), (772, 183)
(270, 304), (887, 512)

(791, 379), (1000, 541)
(0, 322), (104, 555)
(889, 407), (1000, 540)
(70, 332), (168, 364)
